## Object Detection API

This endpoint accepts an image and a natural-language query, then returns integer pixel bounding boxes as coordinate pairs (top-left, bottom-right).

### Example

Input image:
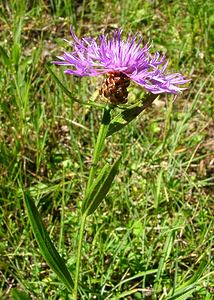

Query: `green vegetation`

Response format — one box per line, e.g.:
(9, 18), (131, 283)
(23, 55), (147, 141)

(0, 0), (213, 299)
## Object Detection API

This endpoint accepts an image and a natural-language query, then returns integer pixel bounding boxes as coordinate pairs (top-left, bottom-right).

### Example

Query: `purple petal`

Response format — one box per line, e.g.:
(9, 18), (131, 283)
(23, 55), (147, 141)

(53, 27), (190, 94)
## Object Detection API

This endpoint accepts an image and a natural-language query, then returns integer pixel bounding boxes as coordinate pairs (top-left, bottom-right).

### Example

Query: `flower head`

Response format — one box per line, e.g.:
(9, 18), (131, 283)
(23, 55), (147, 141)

(53, 27), (189, 103)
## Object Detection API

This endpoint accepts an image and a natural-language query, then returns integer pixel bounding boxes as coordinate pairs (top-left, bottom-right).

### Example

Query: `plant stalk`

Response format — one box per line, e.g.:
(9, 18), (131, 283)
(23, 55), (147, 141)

(73, 107), (112, 299)
(73, 212), (87, 300)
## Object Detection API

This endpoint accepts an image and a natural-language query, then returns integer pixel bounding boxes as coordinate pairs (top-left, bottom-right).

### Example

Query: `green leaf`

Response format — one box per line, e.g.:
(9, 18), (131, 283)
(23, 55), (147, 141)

(82, 157), (121, 215)
(12, 43), (20, 68)
(154, 227), (175, 293)
(13, 18), (23, 44)
(0, 46), (10, 66)
(110, 269), (158, 294)
(166, 284), (201, 300)
(23, 192), (73, 292)
(82, 164), (109, 213)
(11, 288), (31, 300)
(107, 94), (158, 137)
(166, 260), (208, 300)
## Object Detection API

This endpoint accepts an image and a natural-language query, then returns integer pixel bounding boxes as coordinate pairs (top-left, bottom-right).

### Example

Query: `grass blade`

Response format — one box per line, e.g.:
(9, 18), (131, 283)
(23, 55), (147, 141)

(46, 63), (78, 102)
(46, 63), (106, 109)
(154, 228), (175, 293)
(166, 284), (201, 300)
(0, 45), (10, 66)
(166, 260), (208, 299)
(11, 289), (31, 300)
(23, 192), (73, 292)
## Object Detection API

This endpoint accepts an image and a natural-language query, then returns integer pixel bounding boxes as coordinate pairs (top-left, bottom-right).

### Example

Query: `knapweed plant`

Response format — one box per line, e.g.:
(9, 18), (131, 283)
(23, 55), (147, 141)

(24, 27), (189, 299)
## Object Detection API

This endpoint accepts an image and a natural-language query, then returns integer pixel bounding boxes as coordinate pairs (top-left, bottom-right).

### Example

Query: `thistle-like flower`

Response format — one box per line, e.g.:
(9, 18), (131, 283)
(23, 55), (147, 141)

(53, 27), (189, 104)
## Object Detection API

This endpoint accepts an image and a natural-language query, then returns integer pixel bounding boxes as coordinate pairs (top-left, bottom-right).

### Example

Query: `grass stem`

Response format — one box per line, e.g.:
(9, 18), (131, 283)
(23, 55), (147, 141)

(74, 107), (111, 298)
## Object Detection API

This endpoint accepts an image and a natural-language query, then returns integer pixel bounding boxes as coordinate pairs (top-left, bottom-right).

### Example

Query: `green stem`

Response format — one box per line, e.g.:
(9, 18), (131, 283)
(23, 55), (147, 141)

(86, 106), (112, 190)
(73, 106), (112, 299)
(73, 212), (87, 300)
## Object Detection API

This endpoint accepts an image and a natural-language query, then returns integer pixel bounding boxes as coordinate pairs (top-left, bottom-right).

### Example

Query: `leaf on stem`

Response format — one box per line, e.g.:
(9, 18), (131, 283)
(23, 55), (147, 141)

(23, 192), (73, 292)
(82, 157), (121, 216)
(107, 94), (158, 137)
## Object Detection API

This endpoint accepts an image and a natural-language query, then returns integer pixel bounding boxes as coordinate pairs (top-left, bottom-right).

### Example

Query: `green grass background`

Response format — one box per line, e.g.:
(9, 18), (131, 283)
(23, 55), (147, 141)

(0, 0), (213, 299)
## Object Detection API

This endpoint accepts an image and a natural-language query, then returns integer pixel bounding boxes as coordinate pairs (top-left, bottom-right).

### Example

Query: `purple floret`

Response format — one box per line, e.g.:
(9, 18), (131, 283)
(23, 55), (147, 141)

(53, 27), (189, 94)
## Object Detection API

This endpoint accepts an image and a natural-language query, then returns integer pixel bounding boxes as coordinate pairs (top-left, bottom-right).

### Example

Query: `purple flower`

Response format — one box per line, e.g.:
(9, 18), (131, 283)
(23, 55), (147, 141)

(53, 27), (189, 98)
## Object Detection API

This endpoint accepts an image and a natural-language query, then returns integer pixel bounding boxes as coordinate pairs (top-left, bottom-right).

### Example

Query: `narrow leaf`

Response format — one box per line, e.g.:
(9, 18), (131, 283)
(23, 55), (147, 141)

(167, 260), (208, 299)
(107, 94), (158, 137)
(12, 43), (20, 68)
(82, 157), (121, 215)
(154, 228), (175, 293)
(0, 46), (10, 66)
(23, 192), (73, 292)
(11, 289), (31, 300)
(166, 284), (201, 300)
(14, 18), (23, 44)
(110, 269), (158, 293)
(116, 288), (145, 299)
(177, 260), (207, 288)
(82, 164), (109, 213)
